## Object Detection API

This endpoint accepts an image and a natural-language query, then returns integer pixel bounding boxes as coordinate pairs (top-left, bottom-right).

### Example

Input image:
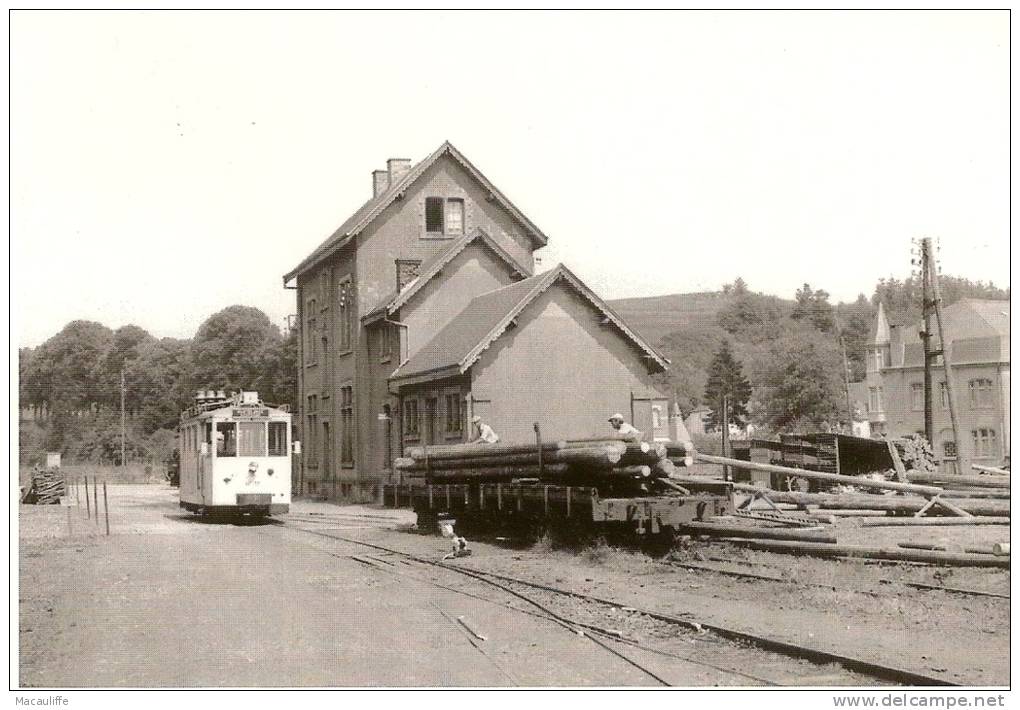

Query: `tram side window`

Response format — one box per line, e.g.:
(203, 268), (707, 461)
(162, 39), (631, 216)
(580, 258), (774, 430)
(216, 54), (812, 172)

(204, 423), (213, 447)
(216, 422), (237, 457)
(268, 422), (288, 457)
(238, 422), (267, 457)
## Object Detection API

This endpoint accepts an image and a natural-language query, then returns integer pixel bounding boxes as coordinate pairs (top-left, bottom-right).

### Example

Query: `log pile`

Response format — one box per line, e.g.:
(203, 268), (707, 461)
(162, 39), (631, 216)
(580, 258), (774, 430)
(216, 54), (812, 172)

(396, 438), (693, 486)
(21, 468), (65, 505)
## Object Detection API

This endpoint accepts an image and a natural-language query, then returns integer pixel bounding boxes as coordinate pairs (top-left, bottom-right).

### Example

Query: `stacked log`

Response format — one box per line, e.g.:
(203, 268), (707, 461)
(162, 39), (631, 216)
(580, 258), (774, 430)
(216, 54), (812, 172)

(20, 469), (65, 505)
(396, 438), (690, 485)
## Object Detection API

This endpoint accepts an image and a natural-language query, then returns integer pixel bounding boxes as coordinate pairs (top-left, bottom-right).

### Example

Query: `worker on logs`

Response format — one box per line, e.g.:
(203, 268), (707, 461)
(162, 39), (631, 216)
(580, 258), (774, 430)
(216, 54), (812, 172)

(470, 415), (500, 444)
(608, 412), (643, 442)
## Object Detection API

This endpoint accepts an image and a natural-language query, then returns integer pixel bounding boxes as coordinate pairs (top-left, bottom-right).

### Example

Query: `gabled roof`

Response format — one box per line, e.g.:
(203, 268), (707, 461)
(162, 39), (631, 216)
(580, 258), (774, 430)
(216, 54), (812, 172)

(283, 141), (549, 284)
(953, 298), (1010, 337)
(362, 229), (531, 324)
(389, 264), (670, 385)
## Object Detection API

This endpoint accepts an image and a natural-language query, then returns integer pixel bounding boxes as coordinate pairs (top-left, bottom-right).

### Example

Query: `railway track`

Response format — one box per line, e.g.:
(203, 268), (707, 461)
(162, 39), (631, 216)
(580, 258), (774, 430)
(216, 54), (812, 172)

(276, 519), (960, 687)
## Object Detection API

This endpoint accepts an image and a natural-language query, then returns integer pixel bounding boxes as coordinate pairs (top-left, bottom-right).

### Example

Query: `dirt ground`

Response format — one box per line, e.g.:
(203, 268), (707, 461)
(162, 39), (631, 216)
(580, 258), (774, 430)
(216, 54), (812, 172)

(18, 484), (1009, 687)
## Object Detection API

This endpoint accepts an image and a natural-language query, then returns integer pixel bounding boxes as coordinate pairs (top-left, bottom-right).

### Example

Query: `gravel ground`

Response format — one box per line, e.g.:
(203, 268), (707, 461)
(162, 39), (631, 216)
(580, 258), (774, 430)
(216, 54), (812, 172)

(18, 485), (1010, 687)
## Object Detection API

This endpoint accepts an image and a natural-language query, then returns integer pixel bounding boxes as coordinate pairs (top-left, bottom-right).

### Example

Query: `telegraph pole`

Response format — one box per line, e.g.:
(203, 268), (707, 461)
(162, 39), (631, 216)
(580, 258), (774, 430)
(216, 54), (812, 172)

(835, 313), (854, 429)
(926, 238), (967, 475)
(720, 393), (730, 482)
(120, 369), (126, 467)
(920, 240), (935, 446)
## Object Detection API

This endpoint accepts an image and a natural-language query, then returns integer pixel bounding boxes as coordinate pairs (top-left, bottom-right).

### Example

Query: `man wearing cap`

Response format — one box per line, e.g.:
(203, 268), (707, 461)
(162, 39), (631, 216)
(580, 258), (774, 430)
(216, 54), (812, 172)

(608, 413), (643, 443)
(470, 416), (500, 444)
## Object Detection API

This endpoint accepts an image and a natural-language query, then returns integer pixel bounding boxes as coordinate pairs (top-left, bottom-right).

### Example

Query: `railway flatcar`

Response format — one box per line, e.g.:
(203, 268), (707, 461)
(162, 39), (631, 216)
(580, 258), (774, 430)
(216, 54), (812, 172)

(178, 390), (294, 518)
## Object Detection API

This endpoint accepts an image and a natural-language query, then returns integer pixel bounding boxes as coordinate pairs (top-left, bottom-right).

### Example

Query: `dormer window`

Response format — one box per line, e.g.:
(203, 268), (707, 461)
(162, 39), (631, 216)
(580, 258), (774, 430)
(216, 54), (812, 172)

(424, 197), (465, 237)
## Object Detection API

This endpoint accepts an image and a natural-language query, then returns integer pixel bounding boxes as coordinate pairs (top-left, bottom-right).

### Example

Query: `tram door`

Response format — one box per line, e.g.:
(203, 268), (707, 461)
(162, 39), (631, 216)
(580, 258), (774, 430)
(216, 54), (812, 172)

(198, 421), (212, 503)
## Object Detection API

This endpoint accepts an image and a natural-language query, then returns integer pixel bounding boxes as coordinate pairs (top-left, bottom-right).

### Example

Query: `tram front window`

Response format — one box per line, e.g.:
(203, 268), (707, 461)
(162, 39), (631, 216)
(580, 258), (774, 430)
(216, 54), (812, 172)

(216, 422), (237, 457)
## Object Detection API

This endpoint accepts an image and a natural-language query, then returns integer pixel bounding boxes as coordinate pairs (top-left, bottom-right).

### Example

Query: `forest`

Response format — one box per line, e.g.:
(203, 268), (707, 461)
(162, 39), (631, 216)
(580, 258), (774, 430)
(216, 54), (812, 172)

(19, 306), (296, 465)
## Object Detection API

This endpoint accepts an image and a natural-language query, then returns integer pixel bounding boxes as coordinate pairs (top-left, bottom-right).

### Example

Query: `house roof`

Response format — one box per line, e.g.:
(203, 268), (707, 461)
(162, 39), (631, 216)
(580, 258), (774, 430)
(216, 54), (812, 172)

(389, 264), (670, 385)
(956, 298), (1010, 337)
(282, 141), (549, 284)
(362, 229), (531, 324)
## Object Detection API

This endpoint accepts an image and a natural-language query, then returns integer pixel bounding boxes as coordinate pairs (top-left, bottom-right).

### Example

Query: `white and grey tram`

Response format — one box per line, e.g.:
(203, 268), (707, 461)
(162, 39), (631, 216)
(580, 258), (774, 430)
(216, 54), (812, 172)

(179, 390), (294, 517)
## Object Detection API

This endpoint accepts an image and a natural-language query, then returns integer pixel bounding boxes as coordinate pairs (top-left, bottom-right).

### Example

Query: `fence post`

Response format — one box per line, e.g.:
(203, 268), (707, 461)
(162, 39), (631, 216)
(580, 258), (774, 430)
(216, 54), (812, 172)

(93, 479), (99, 527)
(103, 481), (110, 536)
(84, 477), (91, 519)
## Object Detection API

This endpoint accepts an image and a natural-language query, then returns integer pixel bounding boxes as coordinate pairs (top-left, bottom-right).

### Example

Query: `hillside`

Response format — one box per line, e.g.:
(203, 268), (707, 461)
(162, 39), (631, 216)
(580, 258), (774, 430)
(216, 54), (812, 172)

(607, 291), (729, 346)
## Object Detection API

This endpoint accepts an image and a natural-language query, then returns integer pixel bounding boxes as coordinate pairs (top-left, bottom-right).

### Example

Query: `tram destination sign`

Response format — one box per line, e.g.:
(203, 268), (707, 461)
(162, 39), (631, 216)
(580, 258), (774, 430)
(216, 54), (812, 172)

(232, 405), (270, 421)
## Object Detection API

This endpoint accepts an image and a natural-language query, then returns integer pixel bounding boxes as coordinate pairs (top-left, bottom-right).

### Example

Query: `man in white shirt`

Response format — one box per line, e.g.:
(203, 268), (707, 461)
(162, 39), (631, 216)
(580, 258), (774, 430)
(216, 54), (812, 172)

(608, 412), (643, 442)
(470, 416), (500, 444)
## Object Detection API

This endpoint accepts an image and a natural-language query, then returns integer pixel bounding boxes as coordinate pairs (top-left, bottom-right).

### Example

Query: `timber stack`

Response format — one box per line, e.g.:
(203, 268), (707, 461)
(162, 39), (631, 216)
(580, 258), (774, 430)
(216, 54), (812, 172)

(396, 438), (695, 487)
(21, 468), (66, 505)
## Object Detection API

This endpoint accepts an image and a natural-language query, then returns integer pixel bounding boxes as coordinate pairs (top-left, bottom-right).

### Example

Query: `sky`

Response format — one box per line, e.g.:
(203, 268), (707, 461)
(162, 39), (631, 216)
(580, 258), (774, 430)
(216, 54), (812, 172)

(11, 10), (1010, 348)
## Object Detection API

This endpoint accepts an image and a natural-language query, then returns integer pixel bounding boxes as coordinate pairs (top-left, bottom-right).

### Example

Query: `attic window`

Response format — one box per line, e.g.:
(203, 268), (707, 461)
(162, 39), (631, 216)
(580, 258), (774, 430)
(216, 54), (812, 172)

(425, 197), (464, 237)
(425, 198), (444, 233)
(446, 199), (464, 236)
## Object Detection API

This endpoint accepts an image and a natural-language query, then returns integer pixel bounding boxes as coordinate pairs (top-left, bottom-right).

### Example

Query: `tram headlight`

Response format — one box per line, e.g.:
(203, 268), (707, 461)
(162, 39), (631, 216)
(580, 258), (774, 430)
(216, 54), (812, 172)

(267, 468), (274, 476)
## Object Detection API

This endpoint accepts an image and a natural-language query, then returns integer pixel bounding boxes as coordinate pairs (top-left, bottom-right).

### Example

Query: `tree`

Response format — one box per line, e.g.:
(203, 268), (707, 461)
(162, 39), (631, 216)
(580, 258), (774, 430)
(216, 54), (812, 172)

(716, 280), (791, 338)
(792, 283), (835, 333)
(190, 306), (283, 394)
(872, 274), (1009, 325)
(750, 327), (845, 432)
(836, 294), (875, 381)
(703, 340), (752, 430)
(29, 320), (114, 415)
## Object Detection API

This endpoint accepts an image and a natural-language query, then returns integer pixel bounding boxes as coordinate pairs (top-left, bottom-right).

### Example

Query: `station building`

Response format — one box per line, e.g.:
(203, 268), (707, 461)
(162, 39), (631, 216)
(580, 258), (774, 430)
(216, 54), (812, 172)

(284, 142), (670, 500)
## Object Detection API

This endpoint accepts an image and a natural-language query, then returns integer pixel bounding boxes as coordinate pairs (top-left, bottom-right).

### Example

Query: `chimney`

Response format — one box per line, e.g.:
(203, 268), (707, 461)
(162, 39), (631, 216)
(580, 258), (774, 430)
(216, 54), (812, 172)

(387, 158), (412, 187)
(372, 170), (390, 197)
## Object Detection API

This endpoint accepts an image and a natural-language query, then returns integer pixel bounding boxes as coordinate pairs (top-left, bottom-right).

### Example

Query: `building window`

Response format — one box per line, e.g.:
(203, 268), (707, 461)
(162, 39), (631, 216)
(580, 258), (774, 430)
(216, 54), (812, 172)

(396, 259), (422, 290)
(446, 199), (464, 236)
(215, 422), (237, 458)
(445, 393), (462, 436)
(404, 398), (420, 439)
(321, 336), (329, 383)
(268, 422), (288, 457)
(340, 386), (354, 466)
(305, 298), (318, 365)
(306, 394), (318, 467)
(972, 428), (997, 458)
(939, 382), (948, 409)
(969, 379), (993, 409)
(425, 197), (444, 233)
(380, 324), (393, 363)
(910, 383), (924, 411)
(425, 197), (465, 237)
(868, 387), (881, 413)
(238, 422), (267, 457)
(337, 279), (354, 352)
(943, 440), (957, 458)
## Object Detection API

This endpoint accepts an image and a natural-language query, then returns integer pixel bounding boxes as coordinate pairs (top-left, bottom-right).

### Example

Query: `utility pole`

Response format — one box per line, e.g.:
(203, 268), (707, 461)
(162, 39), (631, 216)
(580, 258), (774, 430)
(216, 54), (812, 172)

(720, 393), (730, 482)
(834, 313), (854, 429)
(925, 238), (967, 475)
(920, 239), (935, 446)
(120, 369), (126, 467)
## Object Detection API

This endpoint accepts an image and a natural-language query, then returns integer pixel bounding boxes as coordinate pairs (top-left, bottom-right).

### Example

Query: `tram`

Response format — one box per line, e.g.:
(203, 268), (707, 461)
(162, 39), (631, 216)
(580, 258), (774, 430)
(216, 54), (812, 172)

(178, 390), (294, 517)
